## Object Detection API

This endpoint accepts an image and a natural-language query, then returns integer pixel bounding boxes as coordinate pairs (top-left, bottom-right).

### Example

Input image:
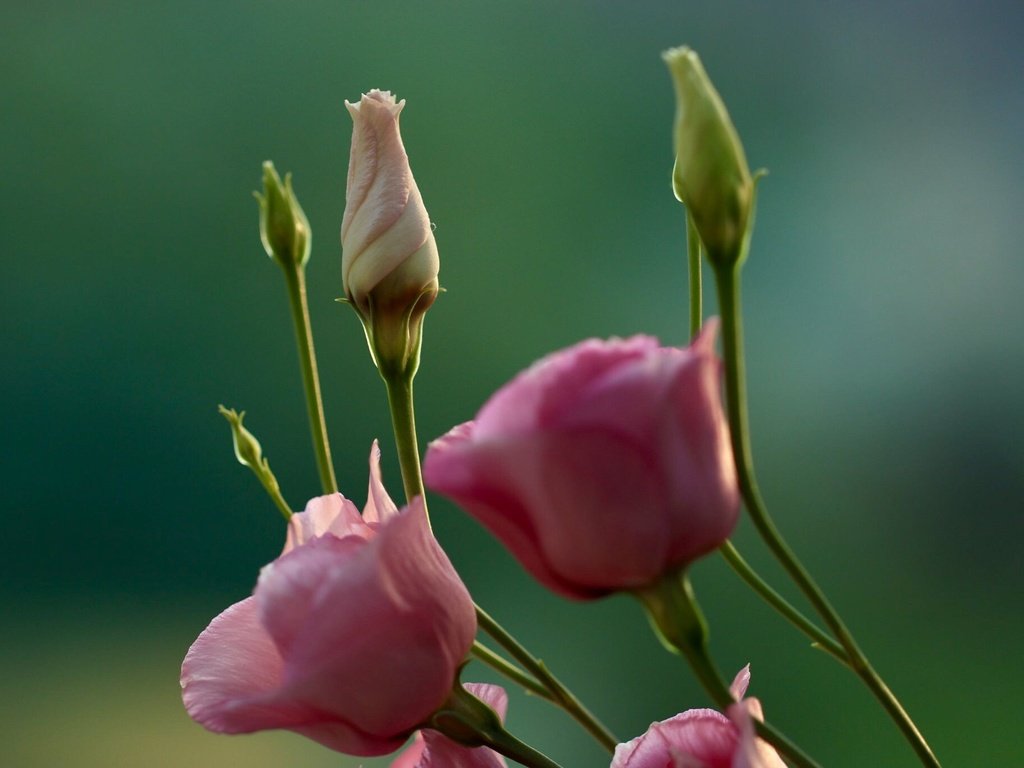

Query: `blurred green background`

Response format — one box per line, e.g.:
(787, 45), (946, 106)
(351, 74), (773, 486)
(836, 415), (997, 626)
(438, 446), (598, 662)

(3, 2), (1022, 766)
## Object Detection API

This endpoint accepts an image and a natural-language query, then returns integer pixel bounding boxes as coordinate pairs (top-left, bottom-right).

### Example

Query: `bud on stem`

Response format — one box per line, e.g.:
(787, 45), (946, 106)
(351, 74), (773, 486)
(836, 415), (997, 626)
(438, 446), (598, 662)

(663, 47), (754, 267)
(256, 161), (310, 270)
(341, 90), (440, 380)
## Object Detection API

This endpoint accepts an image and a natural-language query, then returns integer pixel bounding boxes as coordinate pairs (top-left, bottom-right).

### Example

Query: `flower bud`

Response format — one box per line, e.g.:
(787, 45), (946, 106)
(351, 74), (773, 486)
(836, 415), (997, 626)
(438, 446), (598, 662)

(341, 89), (439, 379)
(255, 161), (311, 269)
(218, 405), (267, 474)
(663, 46), (753, 266)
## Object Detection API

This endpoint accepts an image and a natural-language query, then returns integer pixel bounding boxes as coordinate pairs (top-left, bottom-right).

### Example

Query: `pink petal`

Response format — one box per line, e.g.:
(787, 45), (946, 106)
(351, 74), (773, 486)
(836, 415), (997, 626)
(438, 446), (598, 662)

(613, 709), (736, 768)
(364, 439), (400, 525)
(473, 336), (661, 439)
(424, 423), (601, 599)
(283, 493), (371, 554)
(181, 597), (308, 733)
(392, 733), (427, 768)
(727, 701), (787, 768)
(269, 499), (474, 738)
(729, 665), (751, 701)
(519, 428), (673, 589)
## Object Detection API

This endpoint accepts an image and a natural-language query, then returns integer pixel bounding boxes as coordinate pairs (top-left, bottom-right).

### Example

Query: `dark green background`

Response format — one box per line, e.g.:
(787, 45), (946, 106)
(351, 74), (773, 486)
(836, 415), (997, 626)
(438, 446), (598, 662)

(3, 2), (1022, 766)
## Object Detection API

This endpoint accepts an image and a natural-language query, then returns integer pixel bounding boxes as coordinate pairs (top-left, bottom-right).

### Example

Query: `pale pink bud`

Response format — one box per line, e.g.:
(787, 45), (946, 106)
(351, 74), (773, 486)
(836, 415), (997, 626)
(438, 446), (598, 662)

(423, 321), (739, 599)
(342, 89), (439, 378)
(180, 445), (476, 757)
(392, 684), (509, 768)
(611, 667), (785, 768)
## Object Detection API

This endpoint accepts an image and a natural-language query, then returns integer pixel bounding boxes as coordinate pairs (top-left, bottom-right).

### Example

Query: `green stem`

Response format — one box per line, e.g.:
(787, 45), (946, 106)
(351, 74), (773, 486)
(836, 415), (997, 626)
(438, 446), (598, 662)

(684, 213), (843, 670)
(718, 541), (847, 665)
(686, 211), (703, 340)
(261, 475), (294, 521)
(713, 261), (941, 768)
(471, 641), (552, 701)
(282, 266), (338, 494)
(475, 606), (619, 754)
(636, 573), (821, 768)
(383, 374), (426, 509)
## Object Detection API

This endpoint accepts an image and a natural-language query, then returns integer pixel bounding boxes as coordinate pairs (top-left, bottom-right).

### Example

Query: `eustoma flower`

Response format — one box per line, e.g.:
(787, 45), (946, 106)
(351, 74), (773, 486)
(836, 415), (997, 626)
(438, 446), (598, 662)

(611, 667), (785, 768)
(341, 89), (440, 377)
(392, 684), (509, 768)
(180, 444), (476, 756)
(424, 322), (738, 599)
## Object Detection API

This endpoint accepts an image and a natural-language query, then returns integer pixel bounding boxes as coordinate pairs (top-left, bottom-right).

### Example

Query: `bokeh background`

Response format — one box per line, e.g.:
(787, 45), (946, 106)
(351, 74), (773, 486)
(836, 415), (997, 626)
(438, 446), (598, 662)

(3, 1), (1022, 766)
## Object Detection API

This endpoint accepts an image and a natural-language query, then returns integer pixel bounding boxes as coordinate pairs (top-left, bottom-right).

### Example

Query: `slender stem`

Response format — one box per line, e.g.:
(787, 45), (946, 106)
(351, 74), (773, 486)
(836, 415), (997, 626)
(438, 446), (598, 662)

(718, 541), (847, 665)
(383, 374), (426, 509)
(281, 266), (338, 494)
(686, 211), (703, 340)
(713, 261), (941, 768)
(476, 606), (619, 754)
(685, 212), (844, 669)
(261, 475), (294, 521)
(471, 641), (552, 701)
(636, 574), (821, 768)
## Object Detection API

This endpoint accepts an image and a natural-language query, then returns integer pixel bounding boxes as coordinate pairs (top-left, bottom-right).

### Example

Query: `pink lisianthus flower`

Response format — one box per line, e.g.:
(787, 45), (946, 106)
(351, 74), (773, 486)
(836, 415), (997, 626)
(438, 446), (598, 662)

(180, 443), (477, 757)
(612, 667), (786, 768)
(423, 322), (738, 599)
(392, 683), (509, 768)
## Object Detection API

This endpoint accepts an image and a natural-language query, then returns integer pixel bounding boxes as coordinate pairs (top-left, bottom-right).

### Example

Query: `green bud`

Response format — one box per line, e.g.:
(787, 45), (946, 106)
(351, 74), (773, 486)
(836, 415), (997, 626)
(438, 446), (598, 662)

(218, 406), (266, 472)
(663, 46), (753, 266)
(255, 160), (311, 269)
(218, 406), (293, 521)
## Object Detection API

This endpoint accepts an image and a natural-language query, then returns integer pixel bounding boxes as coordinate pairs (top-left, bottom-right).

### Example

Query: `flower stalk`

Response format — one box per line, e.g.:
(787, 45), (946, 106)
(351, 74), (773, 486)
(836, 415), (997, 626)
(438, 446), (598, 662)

(256, 161), (338, 494)
(713, 258), (941, 768)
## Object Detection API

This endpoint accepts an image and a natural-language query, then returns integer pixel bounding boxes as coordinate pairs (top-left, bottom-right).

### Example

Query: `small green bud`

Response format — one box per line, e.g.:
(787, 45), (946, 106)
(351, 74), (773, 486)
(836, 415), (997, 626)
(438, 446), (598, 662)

(218, 406), (293, 520)
(218, 406), (266, 472)
(663, 47), (753, 266)
(255, 161), (311, 269)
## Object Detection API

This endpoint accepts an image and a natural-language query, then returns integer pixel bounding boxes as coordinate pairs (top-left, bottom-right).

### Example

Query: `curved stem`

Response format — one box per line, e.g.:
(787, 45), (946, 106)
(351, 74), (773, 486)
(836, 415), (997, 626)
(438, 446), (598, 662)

(282, 266), (338, 494)
(718, 541), (847, 664)
(686, 211), (703, 340)
(713, 261), (941, 768)
(471, 641), (552, 701)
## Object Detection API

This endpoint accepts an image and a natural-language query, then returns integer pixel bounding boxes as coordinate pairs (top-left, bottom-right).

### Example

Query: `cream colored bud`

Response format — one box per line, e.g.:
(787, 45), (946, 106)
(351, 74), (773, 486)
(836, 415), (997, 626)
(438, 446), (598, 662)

(341, 90), (439, 378)
(663, 47), (754, 266)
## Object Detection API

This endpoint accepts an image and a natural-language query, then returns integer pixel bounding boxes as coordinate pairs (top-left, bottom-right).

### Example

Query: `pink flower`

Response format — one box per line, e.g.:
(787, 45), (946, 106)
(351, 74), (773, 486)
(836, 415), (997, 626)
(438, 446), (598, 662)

(423, 322), (738, 598)
(180, 443), (477, 757)
(611, 667), (785, 768)
(392, 684), (509, 768)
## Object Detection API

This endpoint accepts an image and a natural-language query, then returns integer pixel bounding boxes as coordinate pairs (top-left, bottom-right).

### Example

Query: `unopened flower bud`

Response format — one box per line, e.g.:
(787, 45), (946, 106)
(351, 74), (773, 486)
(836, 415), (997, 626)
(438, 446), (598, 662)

(663, 47), (753, 266)
(256, 161), (310, 269)
(341, 89), (439, 379)
(218, 406), (265, 471)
